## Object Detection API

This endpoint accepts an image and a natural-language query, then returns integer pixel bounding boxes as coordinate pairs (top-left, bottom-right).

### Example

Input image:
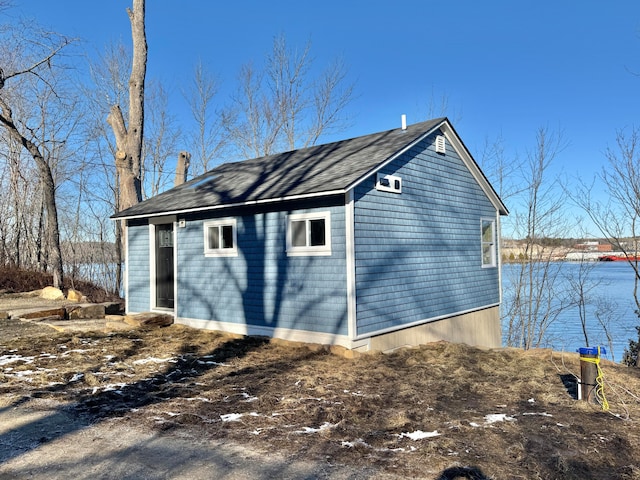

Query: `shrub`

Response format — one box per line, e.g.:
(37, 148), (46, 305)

(622, 325), (640, 367)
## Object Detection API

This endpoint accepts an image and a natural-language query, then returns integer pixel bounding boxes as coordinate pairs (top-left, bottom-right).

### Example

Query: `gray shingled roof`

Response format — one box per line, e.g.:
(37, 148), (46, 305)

(112, 118), (448, 219)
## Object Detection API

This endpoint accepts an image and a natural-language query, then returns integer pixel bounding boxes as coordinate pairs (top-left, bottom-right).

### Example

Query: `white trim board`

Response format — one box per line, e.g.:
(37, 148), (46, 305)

(175, 317), (368, 350)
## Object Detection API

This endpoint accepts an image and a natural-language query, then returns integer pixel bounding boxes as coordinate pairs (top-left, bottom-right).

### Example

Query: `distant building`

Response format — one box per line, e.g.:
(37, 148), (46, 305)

(574, 241), (612, 252)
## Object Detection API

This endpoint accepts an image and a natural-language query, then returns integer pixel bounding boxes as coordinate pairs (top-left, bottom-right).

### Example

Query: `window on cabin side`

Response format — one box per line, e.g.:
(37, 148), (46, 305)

(204, 219), (237, 257)
(481, 218), (496, 267)
(287, 212), (331, 256)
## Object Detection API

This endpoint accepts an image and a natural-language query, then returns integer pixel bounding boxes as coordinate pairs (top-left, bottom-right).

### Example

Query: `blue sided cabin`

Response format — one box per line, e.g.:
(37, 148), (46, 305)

(112, 117), (508, 352)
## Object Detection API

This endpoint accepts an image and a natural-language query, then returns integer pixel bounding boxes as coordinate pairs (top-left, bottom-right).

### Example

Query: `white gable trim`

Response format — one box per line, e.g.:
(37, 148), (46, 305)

(440, 122), (508, 215)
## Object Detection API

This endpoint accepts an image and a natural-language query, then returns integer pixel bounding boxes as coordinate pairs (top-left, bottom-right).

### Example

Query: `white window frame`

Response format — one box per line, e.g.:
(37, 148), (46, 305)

(204, 218), (238, 257)
(286, 212), (332, 256)
(481, 218), (497, 268)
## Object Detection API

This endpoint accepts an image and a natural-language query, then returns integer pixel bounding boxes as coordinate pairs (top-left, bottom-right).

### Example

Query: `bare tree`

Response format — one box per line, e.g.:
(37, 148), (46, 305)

(502, 127), (571, 349)
(0, 19), (72, 288)
(421, 88), (463, 126)
(478, 133), (526, 204)
(564, 254), (602, 346)
(183, 60), (225, 175)
(142, 80), (181, 198)
(224, 33), (354, 158)
(0, 133), (40, 267)
(573, 127), (640, 365)
(594, 296), (625, 362)
(574, 128), (640, 312)
(107, 0), (146, 212)
(82, 40), (132, 294)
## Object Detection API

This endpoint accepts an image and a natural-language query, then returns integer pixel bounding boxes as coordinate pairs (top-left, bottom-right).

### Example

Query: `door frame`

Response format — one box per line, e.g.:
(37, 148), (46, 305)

(149, 215), (177, 313)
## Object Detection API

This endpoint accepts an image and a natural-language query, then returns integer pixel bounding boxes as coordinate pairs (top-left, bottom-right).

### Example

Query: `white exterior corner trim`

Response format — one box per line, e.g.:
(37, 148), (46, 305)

(345, 190), (357, 340)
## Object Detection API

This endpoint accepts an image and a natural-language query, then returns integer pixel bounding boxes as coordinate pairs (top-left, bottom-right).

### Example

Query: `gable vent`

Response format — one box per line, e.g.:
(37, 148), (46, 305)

(435, 135), (446, 154)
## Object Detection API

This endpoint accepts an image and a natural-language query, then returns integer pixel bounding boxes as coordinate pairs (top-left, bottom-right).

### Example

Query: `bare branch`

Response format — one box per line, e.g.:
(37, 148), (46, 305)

(223, 34), (354, 158)
(1, 36), (73, 86)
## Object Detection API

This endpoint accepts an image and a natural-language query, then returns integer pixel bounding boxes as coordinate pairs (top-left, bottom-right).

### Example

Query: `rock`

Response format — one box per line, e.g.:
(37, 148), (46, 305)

(66, 304), (106, 320)
(13, 307), (67, 320)
(0, 311), (8, 320)
(40, 286), (65, 301)
(24, 315), (63, 323)
(66, 289), (84, 302)
(124, 312), (173, 328)
(329, 345), (361, 359)
(106, 318), (135, 331)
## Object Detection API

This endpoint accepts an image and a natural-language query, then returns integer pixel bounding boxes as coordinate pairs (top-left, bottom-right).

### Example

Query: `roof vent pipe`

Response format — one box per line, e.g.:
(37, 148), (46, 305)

(401, 114), (407, 131)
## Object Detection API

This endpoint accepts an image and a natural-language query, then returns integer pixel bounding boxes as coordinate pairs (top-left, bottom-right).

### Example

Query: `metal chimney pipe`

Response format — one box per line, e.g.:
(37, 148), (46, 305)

(401, 114), (407, 130)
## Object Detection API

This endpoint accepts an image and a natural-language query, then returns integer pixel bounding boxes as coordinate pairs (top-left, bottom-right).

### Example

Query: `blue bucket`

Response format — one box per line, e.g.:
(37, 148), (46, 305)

(577, 346), (607, 356)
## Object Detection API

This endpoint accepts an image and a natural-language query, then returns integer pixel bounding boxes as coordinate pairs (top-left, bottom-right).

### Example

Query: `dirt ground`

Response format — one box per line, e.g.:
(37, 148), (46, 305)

(1, 294), (640, 479)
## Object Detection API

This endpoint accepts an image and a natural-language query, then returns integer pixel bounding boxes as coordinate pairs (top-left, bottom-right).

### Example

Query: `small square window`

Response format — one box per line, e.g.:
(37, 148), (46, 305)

(287, 212), (331, 256)
(204, 219), (238, 257)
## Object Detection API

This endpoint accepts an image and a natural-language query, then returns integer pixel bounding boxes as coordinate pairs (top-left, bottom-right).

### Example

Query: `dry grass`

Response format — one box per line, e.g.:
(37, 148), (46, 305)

(1, 319), (639, 480)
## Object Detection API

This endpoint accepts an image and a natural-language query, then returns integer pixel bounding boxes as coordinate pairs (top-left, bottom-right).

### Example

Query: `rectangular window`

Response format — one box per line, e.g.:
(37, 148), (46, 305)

(481, 218), (496, 267)
(287, 212), (331, 256)
(204, 219), (237, 257)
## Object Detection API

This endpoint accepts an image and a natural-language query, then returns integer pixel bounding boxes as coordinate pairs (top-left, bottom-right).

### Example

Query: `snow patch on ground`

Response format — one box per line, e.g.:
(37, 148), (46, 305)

(132, 357), (176, 365)
(484, 413), (516, 424)
(295, 422), (336, 434)
(0, 354), (34, 366)
(399, 430), (440, 440)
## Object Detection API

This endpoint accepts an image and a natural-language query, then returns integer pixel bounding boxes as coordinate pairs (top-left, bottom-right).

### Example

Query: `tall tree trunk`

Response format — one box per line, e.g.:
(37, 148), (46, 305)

(0, 98), (64, 287)
(174, 151), (190, 186)
(107, 0), (147, 294)
(107, 0), (147, 212)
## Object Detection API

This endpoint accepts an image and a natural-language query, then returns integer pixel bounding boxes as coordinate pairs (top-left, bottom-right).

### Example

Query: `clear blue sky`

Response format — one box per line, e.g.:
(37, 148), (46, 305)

(13, 1), (640, 236)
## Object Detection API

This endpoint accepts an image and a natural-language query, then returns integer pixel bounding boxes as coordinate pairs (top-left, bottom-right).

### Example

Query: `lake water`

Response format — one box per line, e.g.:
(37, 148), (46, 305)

(501, 262), (639, 362)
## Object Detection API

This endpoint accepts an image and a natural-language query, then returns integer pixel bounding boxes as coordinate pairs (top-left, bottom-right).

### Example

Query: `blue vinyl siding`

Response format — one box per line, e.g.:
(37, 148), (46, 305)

(177, 204), (348, 335)
(127, 221), (150, 312)
(353, 131), (500, 336)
